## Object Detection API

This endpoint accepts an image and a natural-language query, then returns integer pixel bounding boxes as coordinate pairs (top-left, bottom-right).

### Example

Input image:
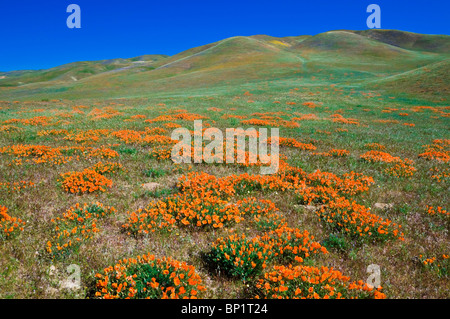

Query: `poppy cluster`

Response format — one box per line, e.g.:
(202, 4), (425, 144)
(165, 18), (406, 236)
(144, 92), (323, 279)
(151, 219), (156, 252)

(145, 111), (207, 123)
(429, 166), (449, 183)
(361, 151), (416, 177)
(331, 114), (359, 125)
(122, 191), (243, 235)
(205, 226), (327, 282)
(0, 144), (119, 166)
(418, 141), (449, 163)
(316, 197), (404, 243)
(418, 254), (449, 278)
(58, 169), (113, 194)
(46, 202), (116, 259)
(235, 197), (287, 231)
(64, 129), (110, 144)
(3, 115), (54, 126)
(90, 161), (125, 175)
(0, 205), (25, 241)
(255, 264), (386, 299)
(0, 181), (35, 192)
(93, 253), (206, 299)
(266, 137), (316, 151)
(426, 206), (449, 219)
(89, 107), (123, 120)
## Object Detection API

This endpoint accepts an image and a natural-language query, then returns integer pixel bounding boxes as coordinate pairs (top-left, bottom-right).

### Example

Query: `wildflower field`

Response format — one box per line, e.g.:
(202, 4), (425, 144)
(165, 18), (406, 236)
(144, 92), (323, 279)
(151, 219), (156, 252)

(0, 30), (449, 300)
(0, 84), (448, 299)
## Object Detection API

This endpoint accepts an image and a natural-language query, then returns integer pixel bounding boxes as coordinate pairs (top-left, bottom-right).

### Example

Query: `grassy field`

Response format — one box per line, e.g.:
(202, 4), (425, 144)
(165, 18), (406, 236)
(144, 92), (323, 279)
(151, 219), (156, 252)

(0, 30), (449, 299)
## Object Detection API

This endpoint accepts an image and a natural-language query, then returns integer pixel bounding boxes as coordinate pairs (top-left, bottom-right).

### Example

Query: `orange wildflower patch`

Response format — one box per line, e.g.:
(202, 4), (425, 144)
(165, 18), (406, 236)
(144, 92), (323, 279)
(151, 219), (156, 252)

(58, 169), (113, 194)
(111, 130), (143, 144)
(429, 166), (449, 182)
(89, 107), (123, 120)
(64, 129), (110, 144)
(4, 116), (54, 126)
(255, 264), (386, 299)
(123, 192), (242, 235)
(90, 161), (125, 175)
(163, 122), (181, 128)
(93, 253), (206, 299)
(46, 202), (116, 259)
(222, 114), (247, 120)
(302, 102), (320, 108)
(364, 143), (386, 150)
(84, 146), (119, 159)
(0, 125), (23, 133)
(204, 233), (274, 280)
(37, 129), (70, 137)
(0, 181), (35, 192)
(236, 197), (287, 231)
(145, 112), (207, 123)
(205, 227), (327, 281)
(291, 113), (319, 121)
(317, 197), (404, 243)
(146, 127), (168, 135)
(361, 151), (416, 177)
(426, 206), (449, 219)
(418, 143), (449, 163)
(361, 151), (400, 163)
(149, 145), (172, 160)
(142, 134), (177, 145)
(331, 114), (359, 125)
(0, 205), (25, 240)
(0, 144), (73, 166)
(241, 118), (279, 127)
(418, 254), (449, 278)
(267, 137), (316, 151)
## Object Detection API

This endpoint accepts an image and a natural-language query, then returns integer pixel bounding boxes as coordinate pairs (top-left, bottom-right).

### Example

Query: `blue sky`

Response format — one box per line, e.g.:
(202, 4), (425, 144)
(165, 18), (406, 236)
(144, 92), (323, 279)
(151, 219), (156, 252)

(0, 0), (448, 71)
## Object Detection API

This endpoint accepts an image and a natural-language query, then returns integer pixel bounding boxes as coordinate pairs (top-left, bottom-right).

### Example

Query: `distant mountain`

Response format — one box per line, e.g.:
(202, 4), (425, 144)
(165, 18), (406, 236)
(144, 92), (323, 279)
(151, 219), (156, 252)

(0, 55), (168, 87)
(0, 30), (448, 100)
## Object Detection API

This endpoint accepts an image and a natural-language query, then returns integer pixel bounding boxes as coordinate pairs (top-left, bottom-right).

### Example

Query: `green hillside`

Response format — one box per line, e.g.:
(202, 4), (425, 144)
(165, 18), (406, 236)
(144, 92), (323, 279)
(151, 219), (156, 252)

(0, 30), (448, 101)
(367, 59), (450, 97)
(0, 55), (169, 88)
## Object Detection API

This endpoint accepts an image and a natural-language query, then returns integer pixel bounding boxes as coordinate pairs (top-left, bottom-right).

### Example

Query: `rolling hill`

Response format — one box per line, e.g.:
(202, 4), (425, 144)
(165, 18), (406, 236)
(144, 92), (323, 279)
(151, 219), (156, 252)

(0, 30), (448, 100)
(0, 55), (169, 88)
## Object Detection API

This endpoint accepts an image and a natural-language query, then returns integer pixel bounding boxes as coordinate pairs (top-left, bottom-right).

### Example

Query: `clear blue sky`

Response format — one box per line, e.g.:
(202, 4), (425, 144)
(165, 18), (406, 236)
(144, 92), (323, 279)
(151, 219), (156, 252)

(0, 0), (448, 71)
